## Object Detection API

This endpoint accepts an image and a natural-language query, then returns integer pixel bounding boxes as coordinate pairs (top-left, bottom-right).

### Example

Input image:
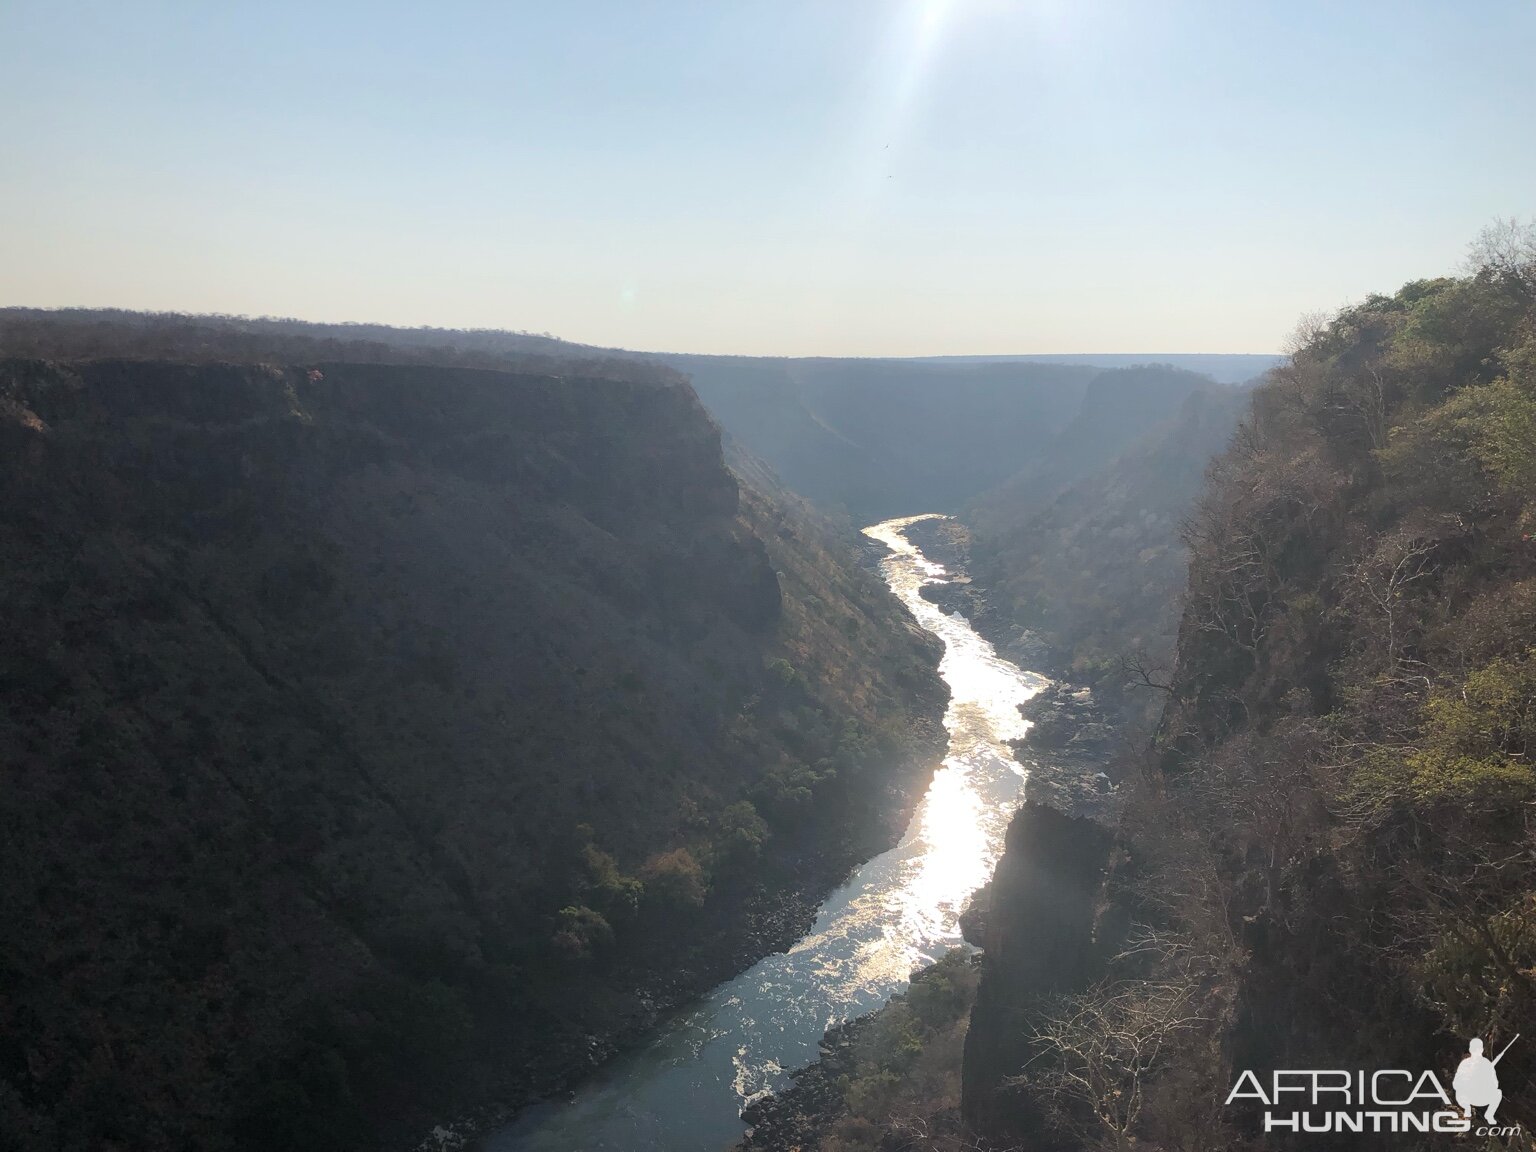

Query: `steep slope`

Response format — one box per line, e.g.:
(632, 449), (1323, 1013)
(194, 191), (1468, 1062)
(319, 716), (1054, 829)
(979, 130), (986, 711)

(961, 382), (1248, 723)
(0, 355), (946, 1152)
(967, 256), (1536, 1148)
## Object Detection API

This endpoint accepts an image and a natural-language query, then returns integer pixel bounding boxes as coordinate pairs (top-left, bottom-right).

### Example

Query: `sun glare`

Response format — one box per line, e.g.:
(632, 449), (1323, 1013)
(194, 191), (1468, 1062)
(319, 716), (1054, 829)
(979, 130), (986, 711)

(916, 0), (959, 46)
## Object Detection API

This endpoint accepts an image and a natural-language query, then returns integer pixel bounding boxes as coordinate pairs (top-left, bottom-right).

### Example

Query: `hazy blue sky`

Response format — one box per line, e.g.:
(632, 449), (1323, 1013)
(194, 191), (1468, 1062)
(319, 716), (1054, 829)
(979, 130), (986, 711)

(3, 1), (1533, 355)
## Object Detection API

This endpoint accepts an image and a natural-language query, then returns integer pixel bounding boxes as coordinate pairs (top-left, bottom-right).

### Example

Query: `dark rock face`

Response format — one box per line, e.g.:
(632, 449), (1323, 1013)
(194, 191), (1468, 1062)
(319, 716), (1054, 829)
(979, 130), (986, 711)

(1015, 683), (1117, 766)
(0, 358), (946, 1152)
(960, 801), (1114, 1143)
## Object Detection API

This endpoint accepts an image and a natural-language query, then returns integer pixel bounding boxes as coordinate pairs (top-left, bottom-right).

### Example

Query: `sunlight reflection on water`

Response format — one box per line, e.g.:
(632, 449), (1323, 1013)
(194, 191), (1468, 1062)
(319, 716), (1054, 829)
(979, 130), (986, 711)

(491, 514), (1046, 1152)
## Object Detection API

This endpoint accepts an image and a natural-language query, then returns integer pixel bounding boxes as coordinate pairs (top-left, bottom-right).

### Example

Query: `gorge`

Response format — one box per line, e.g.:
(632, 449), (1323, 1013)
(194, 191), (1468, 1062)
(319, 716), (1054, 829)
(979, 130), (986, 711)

(7, 4), (1529, 1145)
(0, 314), (1241, 1152)
(14, 274), (1530, 1152)
(721, 252), (1536, 1152)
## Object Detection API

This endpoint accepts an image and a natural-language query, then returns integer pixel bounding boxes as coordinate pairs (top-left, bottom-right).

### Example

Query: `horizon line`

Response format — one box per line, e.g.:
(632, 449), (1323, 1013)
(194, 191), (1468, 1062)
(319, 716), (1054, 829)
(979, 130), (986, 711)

(0, 304), (1283, 362)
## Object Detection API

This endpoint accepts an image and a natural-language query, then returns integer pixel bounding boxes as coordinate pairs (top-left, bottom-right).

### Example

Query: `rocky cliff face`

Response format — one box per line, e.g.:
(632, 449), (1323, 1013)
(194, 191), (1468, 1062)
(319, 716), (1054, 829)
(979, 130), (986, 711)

(959, 800), (1115, 1145)
(0, 356), (946, 1152)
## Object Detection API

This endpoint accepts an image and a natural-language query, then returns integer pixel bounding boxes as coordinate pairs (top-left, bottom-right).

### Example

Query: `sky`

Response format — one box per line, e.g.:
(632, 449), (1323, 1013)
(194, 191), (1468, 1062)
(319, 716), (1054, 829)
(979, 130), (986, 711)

(2, 1), (1533, 357)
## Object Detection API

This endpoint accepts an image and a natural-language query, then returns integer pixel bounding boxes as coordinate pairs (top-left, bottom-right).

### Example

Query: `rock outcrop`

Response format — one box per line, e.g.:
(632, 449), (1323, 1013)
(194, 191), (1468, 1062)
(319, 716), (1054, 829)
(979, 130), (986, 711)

(959, 800), (1115, 1144)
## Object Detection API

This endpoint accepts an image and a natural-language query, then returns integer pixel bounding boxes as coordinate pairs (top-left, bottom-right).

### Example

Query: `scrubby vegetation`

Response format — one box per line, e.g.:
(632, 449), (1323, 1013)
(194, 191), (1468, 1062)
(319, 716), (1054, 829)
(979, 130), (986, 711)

(969, 221), (1536, 1150)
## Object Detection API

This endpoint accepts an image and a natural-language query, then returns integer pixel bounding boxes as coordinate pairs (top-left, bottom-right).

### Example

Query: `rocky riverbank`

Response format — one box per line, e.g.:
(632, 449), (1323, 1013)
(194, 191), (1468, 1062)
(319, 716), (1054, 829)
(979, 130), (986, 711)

(737, 950), (983, 1152)
(907, 517), (1063, 676)
(905, 515), (1127, 810)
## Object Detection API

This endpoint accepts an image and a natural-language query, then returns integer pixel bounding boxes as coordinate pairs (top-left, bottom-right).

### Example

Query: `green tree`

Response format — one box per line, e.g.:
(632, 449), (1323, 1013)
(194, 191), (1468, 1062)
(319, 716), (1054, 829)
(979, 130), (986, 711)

(716, 800), (770, 861)
(1400, 656), (1536, 805)
(551, 905), (614, 960)
(642, 848), (707, 911)
(579, 843), (644, 921)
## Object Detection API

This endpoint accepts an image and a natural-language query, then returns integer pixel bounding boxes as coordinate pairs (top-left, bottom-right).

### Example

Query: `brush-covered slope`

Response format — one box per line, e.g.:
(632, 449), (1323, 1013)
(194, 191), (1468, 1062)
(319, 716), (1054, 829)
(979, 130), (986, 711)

(969, 249), (1536, 1149)
(0, 354), (945, 1152)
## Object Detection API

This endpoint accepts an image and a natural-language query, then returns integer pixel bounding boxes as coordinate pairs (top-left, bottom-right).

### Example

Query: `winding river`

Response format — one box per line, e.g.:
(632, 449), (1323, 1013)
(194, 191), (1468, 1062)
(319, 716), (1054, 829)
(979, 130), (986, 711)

(489, 514), (1046, 1152)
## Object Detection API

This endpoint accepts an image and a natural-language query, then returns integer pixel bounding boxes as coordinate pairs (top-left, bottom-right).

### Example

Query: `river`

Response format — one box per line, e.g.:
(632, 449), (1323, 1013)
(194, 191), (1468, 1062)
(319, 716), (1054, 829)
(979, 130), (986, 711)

(488, 514), (1046, 1152)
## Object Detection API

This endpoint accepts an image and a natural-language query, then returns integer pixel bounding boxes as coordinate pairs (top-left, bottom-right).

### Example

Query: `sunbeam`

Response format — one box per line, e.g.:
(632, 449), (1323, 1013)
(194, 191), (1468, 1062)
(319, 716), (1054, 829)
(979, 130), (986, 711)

(847, 0), (965, 202)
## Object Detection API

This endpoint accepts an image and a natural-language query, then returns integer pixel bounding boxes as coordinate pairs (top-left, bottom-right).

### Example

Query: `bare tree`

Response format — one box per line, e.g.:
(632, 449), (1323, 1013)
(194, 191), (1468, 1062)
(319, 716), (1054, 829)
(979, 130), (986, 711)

(1346, 529), (1439, 671)
(1011, 975), (1208, 1151)
(1466, 217), (1536, 294)
(1118, 649), (1173, 694)
(1283, 309), (1332, 359)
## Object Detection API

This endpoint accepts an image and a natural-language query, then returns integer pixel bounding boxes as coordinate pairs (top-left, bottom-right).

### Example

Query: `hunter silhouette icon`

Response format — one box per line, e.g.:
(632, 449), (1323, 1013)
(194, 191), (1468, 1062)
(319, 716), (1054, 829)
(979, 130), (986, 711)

(1454, 1034), (1518, 1123)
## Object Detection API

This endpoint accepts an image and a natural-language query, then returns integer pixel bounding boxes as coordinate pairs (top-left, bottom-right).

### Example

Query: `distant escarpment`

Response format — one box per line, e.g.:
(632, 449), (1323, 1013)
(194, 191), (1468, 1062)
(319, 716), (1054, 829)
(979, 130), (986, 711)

(0, 354), (946, 1151)
(676, 356), (1099, 522)
(673, 356), (1271, 527)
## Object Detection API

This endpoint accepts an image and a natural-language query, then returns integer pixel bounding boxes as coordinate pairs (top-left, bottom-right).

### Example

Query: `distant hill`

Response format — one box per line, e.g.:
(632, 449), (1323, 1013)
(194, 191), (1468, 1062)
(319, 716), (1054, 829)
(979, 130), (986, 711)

(666, 353), (1238, 532)
(902, 353), (1278, 384)
(966, 365), (1223, 534)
